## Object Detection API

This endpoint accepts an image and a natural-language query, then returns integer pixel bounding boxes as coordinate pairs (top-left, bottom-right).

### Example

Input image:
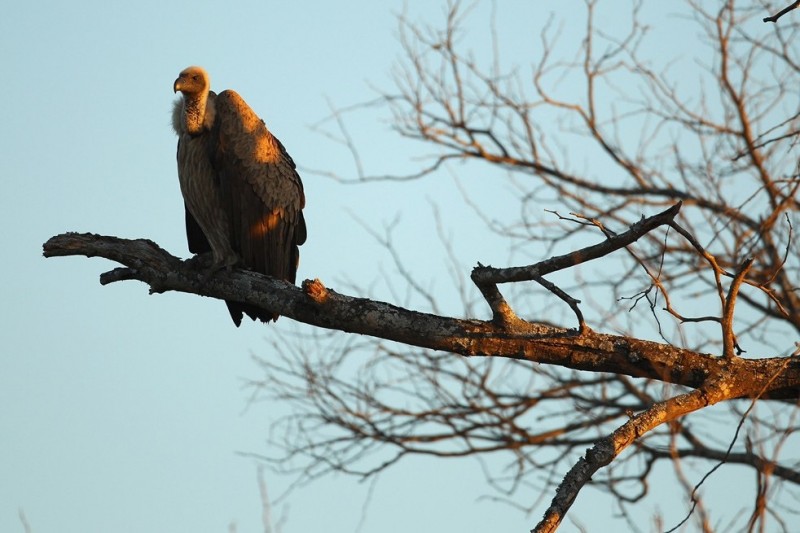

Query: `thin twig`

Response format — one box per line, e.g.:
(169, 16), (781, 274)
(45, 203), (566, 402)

(763, 1), (800, 23)
(722, 258), (755, 358)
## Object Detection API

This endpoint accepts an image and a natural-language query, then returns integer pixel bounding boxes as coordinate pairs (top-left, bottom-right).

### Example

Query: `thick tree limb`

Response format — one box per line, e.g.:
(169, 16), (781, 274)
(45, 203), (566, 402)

(532, 383), (725, 533)
(43, 232), (800, 400)
(535, 355), (796, 532)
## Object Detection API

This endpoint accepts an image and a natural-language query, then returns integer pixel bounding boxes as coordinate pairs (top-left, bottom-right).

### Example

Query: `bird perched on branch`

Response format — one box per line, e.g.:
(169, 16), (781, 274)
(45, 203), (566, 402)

(172, 66), (307, 325)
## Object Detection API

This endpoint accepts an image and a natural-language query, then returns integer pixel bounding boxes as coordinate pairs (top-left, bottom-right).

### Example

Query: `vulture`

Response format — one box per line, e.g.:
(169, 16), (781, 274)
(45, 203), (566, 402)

(172, 66), (306, 325)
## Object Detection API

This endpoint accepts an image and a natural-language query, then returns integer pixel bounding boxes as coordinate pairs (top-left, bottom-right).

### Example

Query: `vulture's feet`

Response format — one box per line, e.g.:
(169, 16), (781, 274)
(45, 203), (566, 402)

(184, 253), (214, 271)
(211, 254), (239, 272)
(184, 253), (238, 284)
(196, 254), (239, 283)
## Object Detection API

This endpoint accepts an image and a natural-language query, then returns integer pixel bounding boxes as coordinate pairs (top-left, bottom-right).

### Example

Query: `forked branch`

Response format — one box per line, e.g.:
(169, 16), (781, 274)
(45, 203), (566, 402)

(471, 203), (682, 329)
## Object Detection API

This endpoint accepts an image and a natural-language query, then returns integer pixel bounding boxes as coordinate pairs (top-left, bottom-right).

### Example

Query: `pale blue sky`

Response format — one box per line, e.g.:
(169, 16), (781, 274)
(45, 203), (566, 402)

(1, 1), (785, 532)
(1, 2), (537, 531)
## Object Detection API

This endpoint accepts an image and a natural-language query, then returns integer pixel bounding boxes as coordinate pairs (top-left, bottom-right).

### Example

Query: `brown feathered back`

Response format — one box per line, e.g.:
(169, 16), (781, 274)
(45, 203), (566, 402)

(207, 90), (307, 323)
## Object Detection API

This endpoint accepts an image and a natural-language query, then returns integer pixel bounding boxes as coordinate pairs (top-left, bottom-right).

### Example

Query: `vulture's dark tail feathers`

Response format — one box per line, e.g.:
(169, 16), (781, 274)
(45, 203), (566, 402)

(225, 301), (278, 327)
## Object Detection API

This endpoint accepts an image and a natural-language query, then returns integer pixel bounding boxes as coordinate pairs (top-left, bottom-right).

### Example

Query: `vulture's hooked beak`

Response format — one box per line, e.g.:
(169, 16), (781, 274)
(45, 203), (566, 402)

(173, 78), (182, 93)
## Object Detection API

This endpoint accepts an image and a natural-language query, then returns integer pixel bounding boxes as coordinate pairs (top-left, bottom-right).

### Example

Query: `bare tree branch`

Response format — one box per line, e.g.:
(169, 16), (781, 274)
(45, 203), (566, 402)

(42, 232), (800, 401)
(535, 386), (715, 533)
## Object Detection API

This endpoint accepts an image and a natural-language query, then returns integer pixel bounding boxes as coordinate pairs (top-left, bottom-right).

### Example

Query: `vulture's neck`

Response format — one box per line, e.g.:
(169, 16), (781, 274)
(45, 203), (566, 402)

(177, 91), (215, 136)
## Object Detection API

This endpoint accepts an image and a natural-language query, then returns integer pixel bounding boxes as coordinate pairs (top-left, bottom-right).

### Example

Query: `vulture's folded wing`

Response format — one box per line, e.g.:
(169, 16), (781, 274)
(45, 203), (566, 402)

(209, 90), (306, 284)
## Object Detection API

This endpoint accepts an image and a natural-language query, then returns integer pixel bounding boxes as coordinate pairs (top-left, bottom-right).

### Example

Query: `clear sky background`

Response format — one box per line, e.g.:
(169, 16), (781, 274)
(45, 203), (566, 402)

(1, 1), (789, 532)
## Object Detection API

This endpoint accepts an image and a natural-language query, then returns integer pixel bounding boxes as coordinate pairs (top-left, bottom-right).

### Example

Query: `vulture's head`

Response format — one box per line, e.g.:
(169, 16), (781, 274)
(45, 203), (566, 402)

(173, 66), (210, 97)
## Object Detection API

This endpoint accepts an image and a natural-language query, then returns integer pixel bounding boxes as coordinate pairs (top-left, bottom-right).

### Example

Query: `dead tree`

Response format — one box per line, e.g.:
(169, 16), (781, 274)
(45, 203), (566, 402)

(45, 1), (800, 531)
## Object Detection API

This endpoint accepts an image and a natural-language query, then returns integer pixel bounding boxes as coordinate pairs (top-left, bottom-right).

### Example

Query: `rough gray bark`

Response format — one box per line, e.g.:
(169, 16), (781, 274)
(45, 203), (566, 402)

(42, 228), (800, 402)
